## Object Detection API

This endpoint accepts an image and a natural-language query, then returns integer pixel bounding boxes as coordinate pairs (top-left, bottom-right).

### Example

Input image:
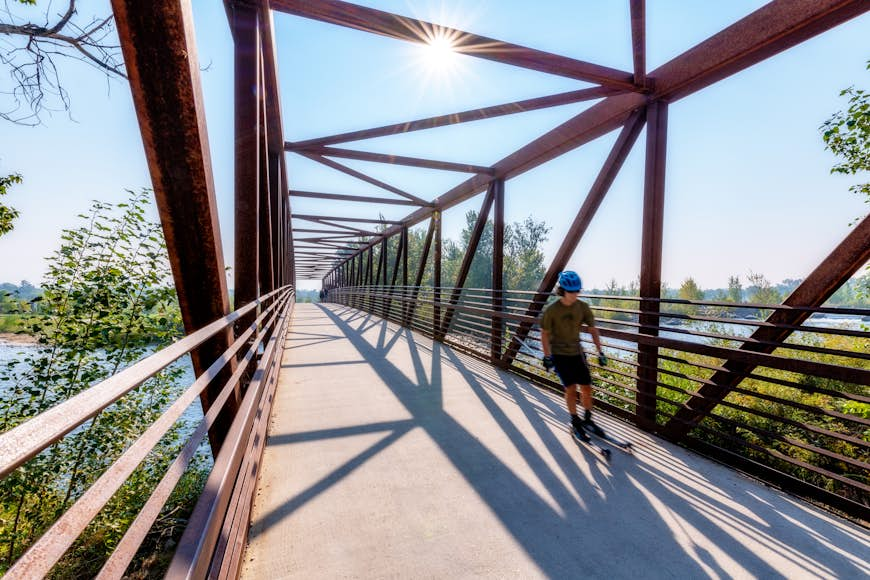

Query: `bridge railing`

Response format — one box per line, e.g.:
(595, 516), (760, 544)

(327, 285), (869, 520)
(0, 286), (295, 579)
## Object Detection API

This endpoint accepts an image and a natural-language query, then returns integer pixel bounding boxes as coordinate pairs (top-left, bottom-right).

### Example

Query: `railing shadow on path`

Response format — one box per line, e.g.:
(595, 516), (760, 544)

(251, 304), (868, 579)
(435, 332), (868, 578)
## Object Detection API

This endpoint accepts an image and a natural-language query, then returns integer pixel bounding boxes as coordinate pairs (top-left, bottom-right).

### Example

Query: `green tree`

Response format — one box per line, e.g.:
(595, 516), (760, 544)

(821, 60), (869, 206)
(0, 190), (202, 576)
(0, 173), (21, 237)
(727, 275), (743, 303)
(746, 272), (782, 319)
(675, 277), (704, 317)
(504, 216), (550, 291)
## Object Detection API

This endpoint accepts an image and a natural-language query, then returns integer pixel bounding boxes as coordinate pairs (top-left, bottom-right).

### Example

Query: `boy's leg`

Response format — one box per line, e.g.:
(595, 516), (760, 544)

(565, 384), (579, 416)
(579, 384), (593, 414)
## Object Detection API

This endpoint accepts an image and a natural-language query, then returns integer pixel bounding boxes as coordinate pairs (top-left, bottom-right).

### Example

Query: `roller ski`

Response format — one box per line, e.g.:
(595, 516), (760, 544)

(581, 418), (633, 453)
(571, 420), (611, 461)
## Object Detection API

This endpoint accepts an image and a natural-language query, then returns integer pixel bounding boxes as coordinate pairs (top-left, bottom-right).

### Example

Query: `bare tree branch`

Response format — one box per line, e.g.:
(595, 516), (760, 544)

(0, 0), (126, 125)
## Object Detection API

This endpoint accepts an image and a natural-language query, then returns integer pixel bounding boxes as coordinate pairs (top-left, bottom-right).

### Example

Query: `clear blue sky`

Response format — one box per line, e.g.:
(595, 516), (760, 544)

(0, 0), (867, 292)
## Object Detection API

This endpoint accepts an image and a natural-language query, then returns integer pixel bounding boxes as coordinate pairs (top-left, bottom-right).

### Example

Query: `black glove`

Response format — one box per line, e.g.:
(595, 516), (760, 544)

(598, 353), (608, 367)
(542, 355), (555, 371)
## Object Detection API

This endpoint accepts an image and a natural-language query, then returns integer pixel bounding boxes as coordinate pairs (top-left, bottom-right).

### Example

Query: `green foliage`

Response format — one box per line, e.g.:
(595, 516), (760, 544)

(667, 277), (704, 318)
(439, 210), (550, 291)
(0, 190), (203, 576)
(821, 60), (870, 203)
(0, 173), (22, 237)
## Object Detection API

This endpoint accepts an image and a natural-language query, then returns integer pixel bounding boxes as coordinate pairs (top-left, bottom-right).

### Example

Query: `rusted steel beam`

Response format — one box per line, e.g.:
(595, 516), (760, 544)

(491, 179), (505, 363)
(373, 239), (384, 285)
(233, 1), (261, 329)
(401, 227), (408, 287)
(294, 214), (403, 225)
(373, 92), (644, 245)
(269, 151), (282, 287)
(651, 0), (869, 102)
(390, 230), (403, 287)
(296, 236), (366, 244)
(433, 211), (442, 334)
(404, 218), (436, 325)
(289, 145), (495, 174)
(256, 0), (291, 287)
(259, 50), (275, 294)
(293, 228), (374, 236)
(330, 0), (868, 270)
(270, 0), (637, 89)
(438, 186), (495, 339)
(299, 151), (430, 205)
(291, 87), (624, 148)
(665, 214), (870, 439)
(637, 101), (667, 429)
(501, 110), (646, 366)
(630, 0), (646, 88)
(289, 189), (421, 205)
(112, 0), (236, 448)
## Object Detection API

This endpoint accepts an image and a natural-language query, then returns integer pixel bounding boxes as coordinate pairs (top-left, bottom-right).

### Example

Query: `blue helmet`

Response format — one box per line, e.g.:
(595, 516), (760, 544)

(558, 270), (582, 292)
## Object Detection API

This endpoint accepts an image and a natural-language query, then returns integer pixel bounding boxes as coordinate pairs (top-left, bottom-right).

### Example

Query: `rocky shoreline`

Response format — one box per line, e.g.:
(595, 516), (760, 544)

(0, 333), (38, 345)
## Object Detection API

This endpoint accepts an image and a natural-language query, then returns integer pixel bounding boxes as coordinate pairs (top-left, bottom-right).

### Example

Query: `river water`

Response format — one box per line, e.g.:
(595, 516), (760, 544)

(0, 341), (203, 428)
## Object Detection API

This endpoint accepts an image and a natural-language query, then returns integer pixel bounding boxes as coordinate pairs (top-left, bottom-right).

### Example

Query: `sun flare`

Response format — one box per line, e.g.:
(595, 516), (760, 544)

(423, 33), (457, 69)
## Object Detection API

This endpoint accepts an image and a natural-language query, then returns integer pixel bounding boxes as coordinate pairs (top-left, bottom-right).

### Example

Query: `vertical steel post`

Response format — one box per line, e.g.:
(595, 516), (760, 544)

(433, 211), (442, 336)
(637, 100), (668, 430)
(492, 178), (505, 363)
(258, 49), (274, 296)
(113, 0), (237, 449)
(234, 3), (260, 331)
(438, 186), (495, 339)
(405, 218), (435, 326)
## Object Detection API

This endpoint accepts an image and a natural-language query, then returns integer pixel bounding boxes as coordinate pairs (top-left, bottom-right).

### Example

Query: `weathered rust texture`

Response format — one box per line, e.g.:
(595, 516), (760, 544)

(112, 0), (236, 448)
(637, 100), (667, 429)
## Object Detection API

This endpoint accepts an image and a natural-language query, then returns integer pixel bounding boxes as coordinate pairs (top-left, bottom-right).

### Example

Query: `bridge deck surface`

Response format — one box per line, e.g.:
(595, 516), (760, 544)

(241, 303), (868, 579)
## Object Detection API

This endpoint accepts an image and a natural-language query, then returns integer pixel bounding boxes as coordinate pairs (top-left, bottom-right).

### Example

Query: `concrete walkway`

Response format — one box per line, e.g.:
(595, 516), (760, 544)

(241, 303), (869, 579)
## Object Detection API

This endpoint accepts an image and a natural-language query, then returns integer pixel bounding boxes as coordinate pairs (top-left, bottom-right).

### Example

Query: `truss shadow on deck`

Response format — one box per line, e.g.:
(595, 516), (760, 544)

(242, 304), (868, 579)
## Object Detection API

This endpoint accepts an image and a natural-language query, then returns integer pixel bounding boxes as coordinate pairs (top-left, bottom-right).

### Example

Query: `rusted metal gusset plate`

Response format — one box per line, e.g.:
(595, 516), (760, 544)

(664, 215), (870, 440)
(290, 86), (624, 148)
(269, 0), (637, 89)
(112, 0), (237, 447)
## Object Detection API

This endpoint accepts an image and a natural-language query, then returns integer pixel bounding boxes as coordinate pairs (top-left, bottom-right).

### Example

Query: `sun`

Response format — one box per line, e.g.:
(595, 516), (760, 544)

(423, 33), (457, 68)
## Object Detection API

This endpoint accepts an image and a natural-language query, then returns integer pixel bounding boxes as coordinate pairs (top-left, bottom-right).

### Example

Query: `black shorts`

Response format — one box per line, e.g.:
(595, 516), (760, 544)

(552, 354), (592, 387)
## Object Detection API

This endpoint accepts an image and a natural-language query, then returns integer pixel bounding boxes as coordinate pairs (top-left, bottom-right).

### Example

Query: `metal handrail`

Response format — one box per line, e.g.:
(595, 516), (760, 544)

(0, 285), (295, 579)
(327, 284), (870, 519)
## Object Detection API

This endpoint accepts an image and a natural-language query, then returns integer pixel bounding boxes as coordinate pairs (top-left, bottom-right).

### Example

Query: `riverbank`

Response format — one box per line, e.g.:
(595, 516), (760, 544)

(0, 332), (38, 345)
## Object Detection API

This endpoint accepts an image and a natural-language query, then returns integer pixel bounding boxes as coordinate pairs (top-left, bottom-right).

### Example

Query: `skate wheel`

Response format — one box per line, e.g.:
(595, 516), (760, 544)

(602, 449), (611, 460)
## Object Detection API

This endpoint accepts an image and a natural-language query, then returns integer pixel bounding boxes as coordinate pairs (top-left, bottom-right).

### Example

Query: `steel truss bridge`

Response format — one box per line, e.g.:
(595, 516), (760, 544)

(0, 1), (867, 577)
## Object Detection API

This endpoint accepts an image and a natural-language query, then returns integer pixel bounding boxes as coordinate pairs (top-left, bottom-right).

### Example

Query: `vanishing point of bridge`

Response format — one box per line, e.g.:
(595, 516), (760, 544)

(0, 1), (868, 578)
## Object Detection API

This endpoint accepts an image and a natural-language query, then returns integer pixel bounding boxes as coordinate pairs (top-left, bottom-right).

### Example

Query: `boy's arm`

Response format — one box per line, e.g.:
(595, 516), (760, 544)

(587, 325), (603, 353)
(541, 330), (551, 357)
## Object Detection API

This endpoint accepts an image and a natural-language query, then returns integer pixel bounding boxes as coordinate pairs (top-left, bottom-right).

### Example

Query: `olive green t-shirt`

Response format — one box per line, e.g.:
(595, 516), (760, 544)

(541, 300), (596, 355)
